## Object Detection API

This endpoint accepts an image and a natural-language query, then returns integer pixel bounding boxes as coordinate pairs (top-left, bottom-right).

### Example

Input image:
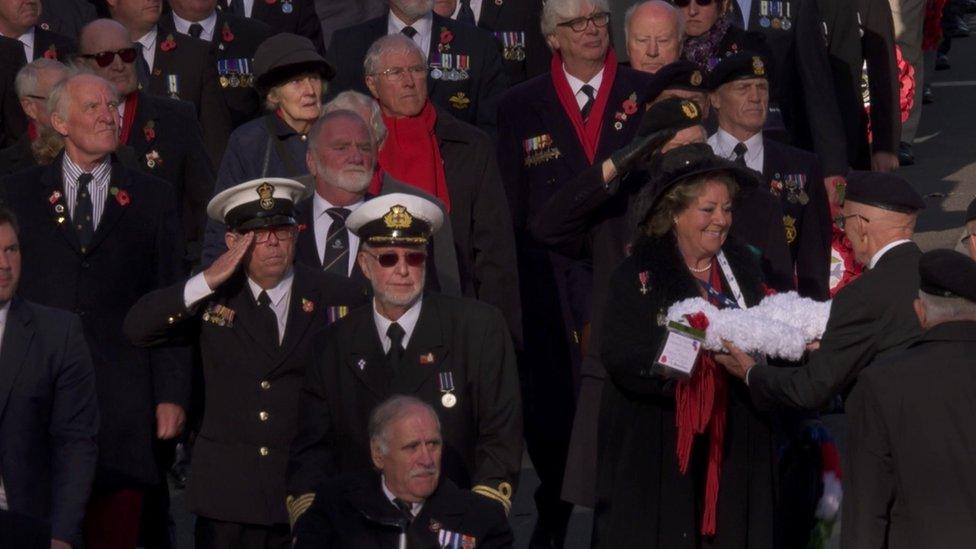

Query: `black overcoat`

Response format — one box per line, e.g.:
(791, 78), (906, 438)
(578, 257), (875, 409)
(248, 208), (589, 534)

(122, 264), (368, 525)
(218, 0), (324, 53)
(476, 0), (550, 85)
(594, 233), (776, 548)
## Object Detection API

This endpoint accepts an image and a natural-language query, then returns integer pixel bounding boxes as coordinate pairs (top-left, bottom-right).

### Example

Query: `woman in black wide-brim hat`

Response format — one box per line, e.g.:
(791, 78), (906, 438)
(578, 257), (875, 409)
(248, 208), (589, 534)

(593, 143), (776, 548)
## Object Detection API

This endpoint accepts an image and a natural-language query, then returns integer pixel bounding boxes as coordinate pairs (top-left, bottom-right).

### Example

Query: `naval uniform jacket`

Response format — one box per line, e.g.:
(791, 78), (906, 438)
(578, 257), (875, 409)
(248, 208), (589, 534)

(158, 11), (274, 130)
(122, 264), (368, 525)
(293, 471), (514, 549)
(749, 241), (923, 410)
(843, 320), (976, 549)
(327, 12), (508, 135)
(287, 292), (523, 514)
(475, 0), (550, 85)
(0, 153), (188, 487)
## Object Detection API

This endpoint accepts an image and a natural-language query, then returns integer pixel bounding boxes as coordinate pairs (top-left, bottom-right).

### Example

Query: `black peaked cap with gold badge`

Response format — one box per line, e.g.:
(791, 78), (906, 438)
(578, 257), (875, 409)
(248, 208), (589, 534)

(708, 51), (770, 90)
(207, 177), (311, 231)
(346, 193), (445, 247)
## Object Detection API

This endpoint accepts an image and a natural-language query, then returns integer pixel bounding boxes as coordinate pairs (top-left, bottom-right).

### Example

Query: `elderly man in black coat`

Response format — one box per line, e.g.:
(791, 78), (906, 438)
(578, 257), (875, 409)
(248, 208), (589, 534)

(0, 73), (188, 548)
(0, 208), (98, 549)
(843, 250), (976, 548)
(293, 396), (514, 548)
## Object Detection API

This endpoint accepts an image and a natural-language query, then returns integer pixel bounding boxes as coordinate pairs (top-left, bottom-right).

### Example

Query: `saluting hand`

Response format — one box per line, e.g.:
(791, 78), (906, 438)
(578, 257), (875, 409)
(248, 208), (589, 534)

(609, 127), (678, 177)
(203, 232), (254, 290)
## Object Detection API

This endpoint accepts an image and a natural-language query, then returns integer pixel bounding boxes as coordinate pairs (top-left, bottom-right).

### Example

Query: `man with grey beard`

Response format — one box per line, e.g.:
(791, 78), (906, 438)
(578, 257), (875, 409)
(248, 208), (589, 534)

(294, 107), (463, 295)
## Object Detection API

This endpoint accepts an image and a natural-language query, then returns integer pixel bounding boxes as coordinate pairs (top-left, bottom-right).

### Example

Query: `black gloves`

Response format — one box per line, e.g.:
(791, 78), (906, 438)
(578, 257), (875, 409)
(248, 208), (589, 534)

(609, 127), (678, 175)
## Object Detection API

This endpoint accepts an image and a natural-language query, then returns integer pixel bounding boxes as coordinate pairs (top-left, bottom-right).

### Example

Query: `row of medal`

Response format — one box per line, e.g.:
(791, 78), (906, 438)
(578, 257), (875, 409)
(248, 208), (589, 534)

(218, 58), (254, 88)
(494, 31), (527, 61)
(759, 0), (793, 30)
(431, 53), (471, 81)
(771, 173), (810, 205)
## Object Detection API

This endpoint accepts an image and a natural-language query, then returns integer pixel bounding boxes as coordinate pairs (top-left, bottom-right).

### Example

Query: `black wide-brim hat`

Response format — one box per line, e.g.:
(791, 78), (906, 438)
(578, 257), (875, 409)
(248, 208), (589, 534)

(629, 143), (763, 231)
(253, 33), (335, 95)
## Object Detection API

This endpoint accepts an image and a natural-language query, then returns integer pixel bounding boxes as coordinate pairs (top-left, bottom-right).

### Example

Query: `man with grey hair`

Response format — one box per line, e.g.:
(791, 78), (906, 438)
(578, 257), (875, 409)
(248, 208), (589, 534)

(293, 395), (514, 547)
(843, 249), (976, 549)
(623, 0), (682, 74)
(0, 57), (68, 173)
(325, 0), (508, 134)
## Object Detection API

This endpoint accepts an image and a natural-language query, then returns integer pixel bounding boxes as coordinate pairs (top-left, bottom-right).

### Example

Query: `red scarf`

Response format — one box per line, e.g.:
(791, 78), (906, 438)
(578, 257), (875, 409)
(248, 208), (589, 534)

(675, 262), (729, 537)
(549, 48), (618, 164)
(378, 101), (450, 210)
(119, 92), (140, 145)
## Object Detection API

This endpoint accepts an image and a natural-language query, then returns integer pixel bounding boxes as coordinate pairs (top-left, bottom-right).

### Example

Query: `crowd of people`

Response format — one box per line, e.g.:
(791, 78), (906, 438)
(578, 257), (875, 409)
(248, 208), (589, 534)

(0, 0), (974, 548)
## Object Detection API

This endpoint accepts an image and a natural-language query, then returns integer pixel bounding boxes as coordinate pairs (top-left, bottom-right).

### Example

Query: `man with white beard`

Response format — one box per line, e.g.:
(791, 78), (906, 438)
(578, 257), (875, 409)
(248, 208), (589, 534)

(294, 108), (463, 295)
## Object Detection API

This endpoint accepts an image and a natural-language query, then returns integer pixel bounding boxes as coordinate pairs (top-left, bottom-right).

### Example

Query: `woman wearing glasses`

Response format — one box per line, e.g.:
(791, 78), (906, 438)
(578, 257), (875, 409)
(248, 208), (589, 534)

(676, 0), (770, 71)
(201, 33), (334, 266)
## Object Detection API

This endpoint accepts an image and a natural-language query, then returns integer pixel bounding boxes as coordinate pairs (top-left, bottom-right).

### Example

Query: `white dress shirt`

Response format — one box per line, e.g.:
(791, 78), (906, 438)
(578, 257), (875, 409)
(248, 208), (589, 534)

(388, 11), (434, 60)
(708, 128), (765, 173)
(312, 192), (363, 276)
(564, 66), (604, 110)
(1, 28), (35, 61)
(736, 0), (754, 28)
(183, 269), (295, 343)
(173, 11), (219, 42)
(241, 0), (255, 18)
(373, 298), (423, 353)
(137, 28), (158, 72)
(451, 0), (484, 24)
(869, 239), (913, 269)
(381, 474), (424, 516)
(0, 300), (11, 510)
(62, 153), (112, 228)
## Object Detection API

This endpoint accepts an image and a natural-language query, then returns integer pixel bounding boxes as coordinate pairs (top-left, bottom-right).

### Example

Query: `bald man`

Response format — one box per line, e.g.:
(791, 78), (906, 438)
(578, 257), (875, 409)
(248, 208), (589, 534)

(624, 0), (683, 74)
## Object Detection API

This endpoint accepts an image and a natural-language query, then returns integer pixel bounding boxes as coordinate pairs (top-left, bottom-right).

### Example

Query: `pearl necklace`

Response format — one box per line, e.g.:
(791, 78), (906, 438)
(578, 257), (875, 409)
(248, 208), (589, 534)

(688, 262), (712, 273)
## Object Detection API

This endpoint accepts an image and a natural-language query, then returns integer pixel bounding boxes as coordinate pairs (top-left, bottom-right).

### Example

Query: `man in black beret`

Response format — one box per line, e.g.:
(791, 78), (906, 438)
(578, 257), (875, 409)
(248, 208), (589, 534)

(707, 51), (832, 299)
(647, 59), (710, 117)
(963, 197), (976, 261)
(723, 171), (926, 413)
(844, 249), (976, 549)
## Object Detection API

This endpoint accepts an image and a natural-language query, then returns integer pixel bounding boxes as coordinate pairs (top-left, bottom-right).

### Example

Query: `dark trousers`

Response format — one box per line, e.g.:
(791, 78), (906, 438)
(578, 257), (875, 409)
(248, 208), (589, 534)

(194, 516), (290, 549)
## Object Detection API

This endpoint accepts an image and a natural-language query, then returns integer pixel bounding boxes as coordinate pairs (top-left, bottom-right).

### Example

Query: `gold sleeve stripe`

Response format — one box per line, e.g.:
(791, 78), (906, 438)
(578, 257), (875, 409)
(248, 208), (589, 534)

(286, 493), (316, 527)
(472, 485), (512, 514)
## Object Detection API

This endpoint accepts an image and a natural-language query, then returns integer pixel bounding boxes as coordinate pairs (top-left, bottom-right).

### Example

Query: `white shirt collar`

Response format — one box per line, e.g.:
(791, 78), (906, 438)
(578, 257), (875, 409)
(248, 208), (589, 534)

(388, 11), (433, 59)
(380, 474), (424, 516)
(312, 191), (365, 220)
(373, 296), (423, 353)
(4, 27), (35, 60)
(136, 28), (158, 51)
(709, 128), (764, 167)
(563, 65), (604, 98)
(0, 300), (10, 326)
(451, 0), (484, 23)
(172, 11), (218, 42)
(869, 239), (912, 269)
(246, 269), (294, 306)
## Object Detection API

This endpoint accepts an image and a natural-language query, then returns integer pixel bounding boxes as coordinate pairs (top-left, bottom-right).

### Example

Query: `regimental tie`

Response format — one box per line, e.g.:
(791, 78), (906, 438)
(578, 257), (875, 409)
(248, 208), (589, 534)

(401, 26), (418, 39)
(74, 173), (95, 251)
(733, 142), (748, 167)
(580, 84), (596, 122)
(188, 23), (204, 39)
(322, 207), (350, 276)
(387, 322), (406, 372)
(257, 290), (281, 348)
(457, 0), (477, 26)
(393, 498), (414, 522)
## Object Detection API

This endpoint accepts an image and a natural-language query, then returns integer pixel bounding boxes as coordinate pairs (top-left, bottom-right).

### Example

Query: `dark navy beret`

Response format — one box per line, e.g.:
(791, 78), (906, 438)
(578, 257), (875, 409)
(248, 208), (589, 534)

(707, 51), (769, 90)
(648, 60), (708, 101)
(919, 249), (976, 302)
(844, 171), (926, 213)
(637, 96), (703, 137)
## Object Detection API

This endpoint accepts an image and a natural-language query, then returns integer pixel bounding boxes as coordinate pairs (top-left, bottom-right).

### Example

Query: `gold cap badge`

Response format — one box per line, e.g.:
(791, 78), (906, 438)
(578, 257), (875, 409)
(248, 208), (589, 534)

(752, 56), (765, 76)
(690, 70), (703, 87)
(383, 205), (414, 229)
(681, 100), (699, 120)
(257, 182), (275, 210)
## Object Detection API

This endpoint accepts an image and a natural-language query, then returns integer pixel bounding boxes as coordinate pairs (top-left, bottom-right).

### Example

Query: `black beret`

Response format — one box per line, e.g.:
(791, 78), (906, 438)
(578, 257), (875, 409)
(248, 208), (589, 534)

(648, 60), (708, 101)
(967, 196), (976, 223)
(708, 51), (770, 90)
(637, 96), (703, 137)
(844, 171), (926, 213)
(254, 33), (335, 94)
(919, 249), (976, 302)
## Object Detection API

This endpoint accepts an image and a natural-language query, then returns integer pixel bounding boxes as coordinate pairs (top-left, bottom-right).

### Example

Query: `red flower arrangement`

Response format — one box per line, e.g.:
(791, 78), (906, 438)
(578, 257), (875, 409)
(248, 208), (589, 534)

(896, 45), (915, 124)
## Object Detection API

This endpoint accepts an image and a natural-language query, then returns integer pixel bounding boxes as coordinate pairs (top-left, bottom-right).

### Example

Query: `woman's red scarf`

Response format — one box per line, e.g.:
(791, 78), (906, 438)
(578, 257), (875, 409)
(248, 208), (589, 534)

(549, 48), (618, 164)
(675, 261), (729, 537)
(377, 101), (451, 211)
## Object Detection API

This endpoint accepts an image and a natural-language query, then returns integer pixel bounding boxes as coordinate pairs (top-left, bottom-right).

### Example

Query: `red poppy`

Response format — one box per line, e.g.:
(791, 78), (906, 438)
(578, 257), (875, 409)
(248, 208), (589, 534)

(265, 0), (277, 4)
(43, 46), (57, 60)
(160, 36), (177, 52)
(144, 125), (156, 141)
(222, 25), (235, 42)
(116, 190), (131, 207)
(622, 99), (637, 115)
(440, 29), (454, 45)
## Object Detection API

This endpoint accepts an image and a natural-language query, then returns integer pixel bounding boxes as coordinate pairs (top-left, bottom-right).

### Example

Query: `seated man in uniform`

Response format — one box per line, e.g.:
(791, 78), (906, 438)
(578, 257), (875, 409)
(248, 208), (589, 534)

(292, 395), (514, 548)
(287, 193), (522, 526)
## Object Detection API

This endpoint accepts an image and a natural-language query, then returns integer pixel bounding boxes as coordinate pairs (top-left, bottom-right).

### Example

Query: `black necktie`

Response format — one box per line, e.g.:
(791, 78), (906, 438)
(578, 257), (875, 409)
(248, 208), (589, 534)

(580, 84), (596, 122)
(393, 498), (414, 522)
(188, 23), (204, 39)
(322, 207), (350, 276)
(74, 173), (95, 251)
(401, 26), (418, 39)
(387, 322), (406, 371)
(733, 142), (748, 167)
(457, 0), (477, 26)
(230, 0), (245, 16)
(257, 291), (281, 347)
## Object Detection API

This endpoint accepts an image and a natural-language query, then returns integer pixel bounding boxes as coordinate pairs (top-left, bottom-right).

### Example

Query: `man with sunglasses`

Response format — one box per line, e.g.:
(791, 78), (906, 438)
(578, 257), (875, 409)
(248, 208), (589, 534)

(287, 193), (522, 529)
(78, 18), (215, 269)
(123, 177), (367, 548)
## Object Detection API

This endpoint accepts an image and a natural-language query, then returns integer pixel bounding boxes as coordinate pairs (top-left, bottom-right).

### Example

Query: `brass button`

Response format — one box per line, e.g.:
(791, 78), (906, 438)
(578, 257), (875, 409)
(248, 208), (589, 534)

(259, 446), (269, 456)
(260, 380), (271, 390)
(259, 411), (269, 421)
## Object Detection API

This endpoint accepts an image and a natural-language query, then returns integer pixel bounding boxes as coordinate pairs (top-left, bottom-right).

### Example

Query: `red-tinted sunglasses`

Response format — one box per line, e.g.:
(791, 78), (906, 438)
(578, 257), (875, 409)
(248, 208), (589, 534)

(80, 47), (139, 68)
(672, 0), (715, 7)
(366, 250), (427, 268)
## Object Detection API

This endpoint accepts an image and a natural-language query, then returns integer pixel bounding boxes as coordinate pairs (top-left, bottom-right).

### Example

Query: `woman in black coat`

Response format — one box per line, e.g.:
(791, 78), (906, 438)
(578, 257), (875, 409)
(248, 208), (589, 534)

(592, 145), (777, 548)
(679, 0), (772, 72)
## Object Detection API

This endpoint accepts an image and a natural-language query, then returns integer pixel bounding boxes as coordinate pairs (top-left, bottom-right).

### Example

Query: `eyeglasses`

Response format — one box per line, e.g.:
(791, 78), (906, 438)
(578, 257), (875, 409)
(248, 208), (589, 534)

(79, 47), (139, 68)
(251, 226), (298, 243)
(364, 250), (427, 268)
(672, 0), (715, 7)
(834, 213), (871, 230)
(371, 65), (428, 80)
(556, 11), (611, 32)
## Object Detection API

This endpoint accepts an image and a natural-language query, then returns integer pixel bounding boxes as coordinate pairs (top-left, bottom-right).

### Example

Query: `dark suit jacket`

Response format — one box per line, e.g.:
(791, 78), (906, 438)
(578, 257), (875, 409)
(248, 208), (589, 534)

(327, 12), (508, 135)
(0, 135), (36, 175)
(0, 29), (74, 147)
(221, 0), (324, 53)
(287, 292), (523, 513)
(123, 91), (216, 267)
(317, 0), (385, 48)
(123, 264), (367, 525)
(32, 27), (76, 61)
(749, 241), (923, 410)
(476, 0), (549, 85)
(843, 320), (976, 549)
(148, 26), (232, 167)
(39, 0), (97, 40)
(158, 10), (274, 129)
(0, 298), (97, 545)
(293, 471), (514, 548)
(0, 153), (189, 487)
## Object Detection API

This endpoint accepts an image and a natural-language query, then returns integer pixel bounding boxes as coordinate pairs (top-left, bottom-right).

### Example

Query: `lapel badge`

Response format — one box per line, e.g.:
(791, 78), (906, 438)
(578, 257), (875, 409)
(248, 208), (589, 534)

(356, 358), (366, 371)
(57, 216), (65, 224)
(429, 519), (441, 533)
(449, 92), (471, 110)
(44, 44), (58, 60)
(281, 0), (293, 13)
(222, 22), (235, 42)
(783, 215), (797, 244)
(495, 0), (503, 4)
(152, 67), (162, 76)
(523, 133), (561, 167)
(40, 22), (49, 30)
(638, 271), (650, 295)
(110, 187), (131, 207)
(769, 179), (783, 197)
(48, 190), (62, 205)
(160, 34), (177, 52)
(438, 27), (454, 53)
(55, 204), (65, 213)
(301, 298), (315, 313)
(145, 149), (162, 169)
(420, 352), (435, 365)
(144, 120), (156, 141)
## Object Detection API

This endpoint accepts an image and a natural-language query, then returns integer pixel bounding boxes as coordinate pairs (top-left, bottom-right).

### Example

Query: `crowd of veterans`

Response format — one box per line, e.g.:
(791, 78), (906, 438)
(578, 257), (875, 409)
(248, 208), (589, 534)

(0, 0), (975, 548)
